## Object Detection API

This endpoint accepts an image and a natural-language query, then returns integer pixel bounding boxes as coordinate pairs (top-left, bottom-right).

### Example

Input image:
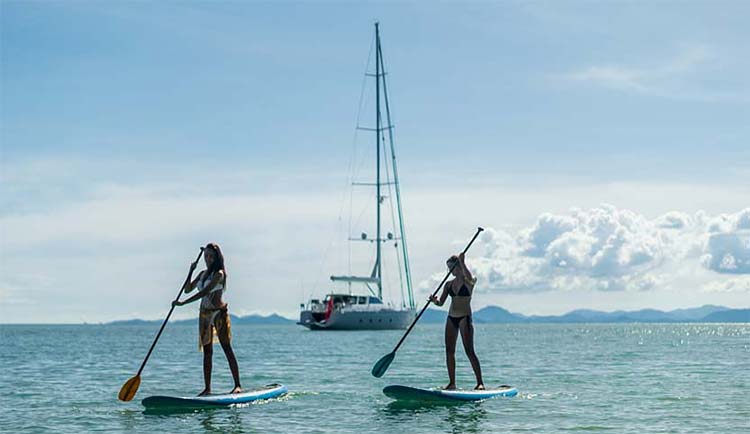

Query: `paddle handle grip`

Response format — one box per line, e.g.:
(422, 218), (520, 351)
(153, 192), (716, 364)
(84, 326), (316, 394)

(391, 227), (484, 353)
(136, 248), (204, 376)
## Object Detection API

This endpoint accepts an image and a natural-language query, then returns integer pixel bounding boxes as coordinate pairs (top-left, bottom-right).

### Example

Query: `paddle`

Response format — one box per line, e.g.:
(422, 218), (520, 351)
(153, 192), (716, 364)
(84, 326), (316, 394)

(118, 248), (204, 402)
(371, 227), (484, 378)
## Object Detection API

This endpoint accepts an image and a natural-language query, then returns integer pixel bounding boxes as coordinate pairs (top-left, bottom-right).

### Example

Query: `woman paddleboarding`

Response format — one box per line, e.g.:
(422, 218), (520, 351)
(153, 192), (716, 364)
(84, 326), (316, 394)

(429, 252), (484, 390)
(172, 243), (242, 396)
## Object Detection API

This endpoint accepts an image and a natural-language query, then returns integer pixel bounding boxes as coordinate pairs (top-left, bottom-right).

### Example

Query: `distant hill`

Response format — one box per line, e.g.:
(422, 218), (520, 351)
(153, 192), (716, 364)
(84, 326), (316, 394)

(701, 309), (750, 322)
(107, 313), (295, 326)
(412, 305), (748, 324)
(520, 305), (740, 323)
(232, 314), (294, 325)
(666, 305), (730, 320)
(420, 309), (448, 324)
(104, 305), (748, 325)
(107, 319), (162, 326)
(474, 306), (526, 323)
(422, 306), (526, 323)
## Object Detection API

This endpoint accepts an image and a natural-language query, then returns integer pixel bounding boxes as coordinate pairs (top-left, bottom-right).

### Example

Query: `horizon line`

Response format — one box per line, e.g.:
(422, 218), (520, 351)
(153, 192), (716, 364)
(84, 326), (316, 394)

(2, 304), (748, 326)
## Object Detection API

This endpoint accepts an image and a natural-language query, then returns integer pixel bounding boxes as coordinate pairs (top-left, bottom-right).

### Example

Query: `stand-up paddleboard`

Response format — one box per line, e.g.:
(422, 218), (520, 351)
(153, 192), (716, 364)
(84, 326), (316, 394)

(142, 383), (287, 409)
(383, 385), (517, 402)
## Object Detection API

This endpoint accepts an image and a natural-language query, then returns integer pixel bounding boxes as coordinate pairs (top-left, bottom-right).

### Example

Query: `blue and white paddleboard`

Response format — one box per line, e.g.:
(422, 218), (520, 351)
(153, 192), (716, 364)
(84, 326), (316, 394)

(383, 385), (517, 402)
(142, 383), (288, 409)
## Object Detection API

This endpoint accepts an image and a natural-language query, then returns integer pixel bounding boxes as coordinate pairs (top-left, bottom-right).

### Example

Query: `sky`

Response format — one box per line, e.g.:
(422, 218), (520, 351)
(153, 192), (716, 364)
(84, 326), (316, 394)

(1, 1), (748, 323)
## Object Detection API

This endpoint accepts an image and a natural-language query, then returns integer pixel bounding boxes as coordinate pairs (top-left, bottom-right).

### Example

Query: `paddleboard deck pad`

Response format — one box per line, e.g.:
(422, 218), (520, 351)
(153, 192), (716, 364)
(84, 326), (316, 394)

(142, 383), (287, 409)
(383, 385), (517, 402)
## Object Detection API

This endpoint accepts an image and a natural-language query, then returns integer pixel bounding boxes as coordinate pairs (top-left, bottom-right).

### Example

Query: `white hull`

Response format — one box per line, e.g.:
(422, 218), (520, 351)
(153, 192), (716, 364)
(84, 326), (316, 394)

(298, 308), (414, 330)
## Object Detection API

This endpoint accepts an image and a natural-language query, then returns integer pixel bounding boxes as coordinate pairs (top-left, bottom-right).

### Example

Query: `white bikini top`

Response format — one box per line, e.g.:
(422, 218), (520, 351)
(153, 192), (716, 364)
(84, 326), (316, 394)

(198, 271), (225, 310)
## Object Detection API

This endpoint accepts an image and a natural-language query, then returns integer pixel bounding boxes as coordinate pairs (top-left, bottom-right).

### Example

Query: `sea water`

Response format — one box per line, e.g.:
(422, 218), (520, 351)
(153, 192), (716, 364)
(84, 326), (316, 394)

(1, 323), (748, 433)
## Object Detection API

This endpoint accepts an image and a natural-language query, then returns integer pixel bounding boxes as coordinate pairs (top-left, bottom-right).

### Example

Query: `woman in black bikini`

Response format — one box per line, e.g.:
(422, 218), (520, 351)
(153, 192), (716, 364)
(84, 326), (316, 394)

(429, 252), (484, 390)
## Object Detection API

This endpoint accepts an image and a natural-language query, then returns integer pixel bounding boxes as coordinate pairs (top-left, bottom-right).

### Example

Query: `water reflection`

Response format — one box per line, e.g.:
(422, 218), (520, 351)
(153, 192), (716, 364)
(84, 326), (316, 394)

(382, 400), (463, 414)
(140, 406), (251, 433)
(141, 406), (215, 416)
(117, 409), (140, 432)
(445, 404), (487, 434)
(199, 409), (249, 433)
(379, 400), (488, 433)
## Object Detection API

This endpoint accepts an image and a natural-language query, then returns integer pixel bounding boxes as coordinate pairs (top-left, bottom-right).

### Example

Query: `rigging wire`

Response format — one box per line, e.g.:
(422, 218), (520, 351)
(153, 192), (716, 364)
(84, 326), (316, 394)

(379, 39), (415, 310)
(309, 32), (375, 297)
(381, 127), (406, 308)
(349, 34), (376, 278)
(305, 26), (410, 311)
(375, 33), (406, 309)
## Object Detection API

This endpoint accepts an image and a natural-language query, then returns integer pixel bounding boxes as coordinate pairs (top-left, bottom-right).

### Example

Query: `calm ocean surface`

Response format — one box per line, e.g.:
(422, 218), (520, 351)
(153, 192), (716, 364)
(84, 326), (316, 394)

(1, 323), (748, 433)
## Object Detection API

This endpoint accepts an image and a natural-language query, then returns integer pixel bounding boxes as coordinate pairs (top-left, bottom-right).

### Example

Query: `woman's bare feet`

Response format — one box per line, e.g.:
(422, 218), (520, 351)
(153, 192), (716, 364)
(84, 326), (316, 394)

(198, 389), (211, 397)
(443, 383), (457, 390)
(474, 383), (485, 390)
(230, 386), (242, 394)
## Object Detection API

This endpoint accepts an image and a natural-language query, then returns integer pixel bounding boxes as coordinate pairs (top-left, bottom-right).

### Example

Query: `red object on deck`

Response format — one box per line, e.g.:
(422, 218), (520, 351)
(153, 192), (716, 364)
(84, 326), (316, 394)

(324, 297), (334, 322)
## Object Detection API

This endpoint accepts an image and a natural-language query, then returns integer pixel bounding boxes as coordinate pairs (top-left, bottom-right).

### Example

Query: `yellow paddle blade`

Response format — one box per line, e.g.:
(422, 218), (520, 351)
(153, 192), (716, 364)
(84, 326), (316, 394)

(118, 375), (141, 401)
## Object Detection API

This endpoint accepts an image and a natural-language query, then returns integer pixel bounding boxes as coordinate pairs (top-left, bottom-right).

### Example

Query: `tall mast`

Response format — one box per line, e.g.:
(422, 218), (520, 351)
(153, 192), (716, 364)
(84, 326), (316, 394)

(375, 22), (382, 299)
(377, 38), (414, 310)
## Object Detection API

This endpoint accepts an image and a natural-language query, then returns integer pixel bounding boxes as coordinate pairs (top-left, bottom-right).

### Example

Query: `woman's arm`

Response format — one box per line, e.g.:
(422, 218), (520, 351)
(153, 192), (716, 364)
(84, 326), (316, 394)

(182, 271), (203, 294)
(429, 283), (450, 307)
(174, 271), (223, 306)
(182, 254), (204, 293)
(458, 252), (475, 287)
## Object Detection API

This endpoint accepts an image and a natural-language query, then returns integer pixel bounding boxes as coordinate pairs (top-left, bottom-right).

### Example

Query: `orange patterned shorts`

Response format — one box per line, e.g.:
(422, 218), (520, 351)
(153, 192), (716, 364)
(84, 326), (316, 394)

(198, 306), (231, 350)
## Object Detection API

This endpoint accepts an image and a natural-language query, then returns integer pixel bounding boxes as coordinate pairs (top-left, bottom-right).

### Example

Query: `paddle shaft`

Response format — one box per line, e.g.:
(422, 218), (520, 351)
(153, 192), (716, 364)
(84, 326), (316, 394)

(135, 248), (204, 376)
(390, 227), (484, 353)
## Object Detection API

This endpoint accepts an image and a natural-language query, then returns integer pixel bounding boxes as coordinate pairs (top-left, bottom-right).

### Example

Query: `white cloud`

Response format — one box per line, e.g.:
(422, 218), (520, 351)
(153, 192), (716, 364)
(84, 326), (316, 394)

(562, 45), (749, 102)
(3, 153), (749, 322)
(567, 66), (649, 93)
(701, 277), (750, 293)
(700, 208), (750, 274)
(420, 205), (750, 295)
(0, 175), (348, 323)
(0, 191), (336, 249)
(655, 211), (691, 229)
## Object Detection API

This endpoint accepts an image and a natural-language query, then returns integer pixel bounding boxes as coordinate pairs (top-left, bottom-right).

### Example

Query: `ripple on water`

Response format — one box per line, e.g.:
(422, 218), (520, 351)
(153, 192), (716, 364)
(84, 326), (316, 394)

(1, 323), (748, 434)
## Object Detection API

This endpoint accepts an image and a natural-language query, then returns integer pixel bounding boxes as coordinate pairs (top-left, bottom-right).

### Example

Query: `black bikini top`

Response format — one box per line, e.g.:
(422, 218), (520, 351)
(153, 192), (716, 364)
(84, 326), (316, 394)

(448, 281), (471, 297)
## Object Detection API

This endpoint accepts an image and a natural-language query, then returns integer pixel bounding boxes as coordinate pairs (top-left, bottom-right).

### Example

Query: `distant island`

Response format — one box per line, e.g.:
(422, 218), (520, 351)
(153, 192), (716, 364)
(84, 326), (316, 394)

(107, 313), (294, 326)
(105, 305), (749, 325)
(420, 304), (749, 324)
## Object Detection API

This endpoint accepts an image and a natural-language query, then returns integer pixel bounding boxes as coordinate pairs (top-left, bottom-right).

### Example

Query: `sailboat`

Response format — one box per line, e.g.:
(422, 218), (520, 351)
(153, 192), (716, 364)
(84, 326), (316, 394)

(298, 23), (416, 330)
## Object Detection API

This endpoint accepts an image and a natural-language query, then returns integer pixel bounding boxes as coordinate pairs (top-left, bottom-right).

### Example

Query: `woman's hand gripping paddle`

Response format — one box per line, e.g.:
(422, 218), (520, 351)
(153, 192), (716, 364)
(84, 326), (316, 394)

(371, 227), (484, 378)
(118, 248), (204, 401)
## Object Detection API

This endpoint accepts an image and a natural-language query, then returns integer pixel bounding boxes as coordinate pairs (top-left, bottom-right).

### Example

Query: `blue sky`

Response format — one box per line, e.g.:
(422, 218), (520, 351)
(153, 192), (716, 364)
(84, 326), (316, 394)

(2, 1), (749, 323)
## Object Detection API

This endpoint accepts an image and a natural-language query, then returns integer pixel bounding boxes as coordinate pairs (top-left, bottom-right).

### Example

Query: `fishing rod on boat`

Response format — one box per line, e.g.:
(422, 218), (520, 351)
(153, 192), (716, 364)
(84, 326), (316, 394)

(371, 227), (484, 378)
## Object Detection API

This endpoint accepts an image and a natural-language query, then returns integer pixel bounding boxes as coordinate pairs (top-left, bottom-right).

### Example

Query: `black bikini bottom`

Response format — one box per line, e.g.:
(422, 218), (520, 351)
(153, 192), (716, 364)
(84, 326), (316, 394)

(447, 314), (472, 329)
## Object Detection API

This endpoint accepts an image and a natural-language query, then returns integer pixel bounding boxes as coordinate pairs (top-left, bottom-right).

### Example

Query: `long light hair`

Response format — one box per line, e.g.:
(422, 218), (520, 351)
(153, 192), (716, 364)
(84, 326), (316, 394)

(202, 242), (227, 286)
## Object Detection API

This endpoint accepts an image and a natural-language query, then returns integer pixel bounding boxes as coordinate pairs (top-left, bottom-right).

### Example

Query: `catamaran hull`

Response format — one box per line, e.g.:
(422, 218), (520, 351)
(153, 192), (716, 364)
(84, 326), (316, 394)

(298, 309), (414, 330)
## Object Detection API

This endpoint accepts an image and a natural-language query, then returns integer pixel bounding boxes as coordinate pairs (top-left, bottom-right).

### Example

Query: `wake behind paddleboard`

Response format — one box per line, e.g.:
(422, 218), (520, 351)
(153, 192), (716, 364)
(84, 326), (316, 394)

(142, 383), (288, 409)
(383, 385), (517, 402)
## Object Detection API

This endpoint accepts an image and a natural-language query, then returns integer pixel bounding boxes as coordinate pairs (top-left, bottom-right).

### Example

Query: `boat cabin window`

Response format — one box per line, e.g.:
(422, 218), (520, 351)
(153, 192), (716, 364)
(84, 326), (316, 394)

(358, 297), (366, 304)
(323, 295), (350, 305)
(323, 295), (342, 304)
(343, 296), (357, 305)
(368, 297), (383, 304)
